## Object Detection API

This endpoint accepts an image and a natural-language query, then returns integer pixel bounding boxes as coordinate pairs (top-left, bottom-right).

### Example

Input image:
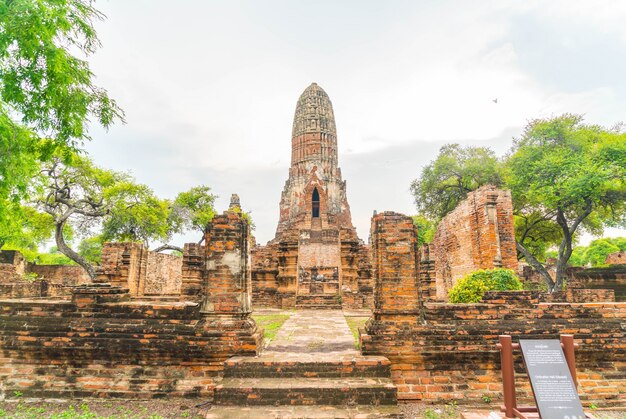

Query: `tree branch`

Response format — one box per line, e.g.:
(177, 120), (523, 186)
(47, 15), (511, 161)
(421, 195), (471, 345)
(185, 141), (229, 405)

(516, 240), (555, 291)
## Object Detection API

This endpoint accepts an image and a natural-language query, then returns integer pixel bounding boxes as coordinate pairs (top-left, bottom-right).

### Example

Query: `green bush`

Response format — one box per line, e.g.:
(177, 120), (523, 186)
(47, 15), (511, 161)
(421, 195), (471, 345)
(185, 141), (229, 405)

(448, 268), (523, 303)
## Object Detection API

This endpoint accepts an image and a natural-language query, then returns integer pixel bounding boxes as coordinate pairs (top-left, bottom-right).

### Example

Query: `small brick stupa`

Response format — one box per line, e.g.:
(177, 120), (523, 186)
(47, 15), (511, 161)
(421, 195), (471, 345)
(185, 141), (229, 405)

(251, 83), (372, 309)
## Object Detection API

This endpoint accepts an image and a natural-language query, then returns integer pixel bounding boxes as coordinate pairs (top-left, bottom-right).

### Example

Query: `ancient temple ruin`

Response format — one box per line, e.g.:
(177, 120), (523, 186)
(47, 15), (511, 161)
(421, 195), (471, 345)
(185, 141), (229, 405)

(0, 83), (624, 412)
(251, 83), (372, 309)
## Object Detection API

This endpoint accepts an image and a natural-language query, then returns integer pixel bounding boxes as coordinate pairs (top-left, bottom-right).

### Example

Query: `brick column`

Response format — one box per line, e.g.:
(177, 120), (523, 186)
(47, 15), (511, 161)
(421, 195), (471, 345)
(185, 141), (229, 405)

(181, 243), (205, 300)
(368, 211), (420, 326)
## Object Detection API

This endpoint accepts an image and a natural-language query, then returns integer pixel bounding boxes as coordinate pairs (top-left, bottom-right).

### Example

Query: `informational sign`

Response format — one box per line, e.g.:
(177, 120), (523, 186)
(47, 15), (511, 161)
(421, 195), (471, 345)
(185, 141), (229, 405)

(519, 339), (586, 419)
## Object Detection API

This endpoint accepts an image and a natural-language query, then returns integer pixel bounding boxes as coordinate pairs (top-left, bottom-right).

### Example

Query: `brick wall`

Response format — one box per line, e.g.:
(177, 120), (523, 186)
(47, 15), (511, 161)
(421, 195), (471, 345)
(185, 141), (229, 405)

(606, 251), (626, 265)
(144, 252), (182, 295)
(569, 265), (626, 302)
(181, 243), (205, 299)
(28, 264), (90, 286)
(362, 211), (625, 407)
(98, 243), (182, 297)
(0, 204), (262, 400)
(431, 185), (518, 300)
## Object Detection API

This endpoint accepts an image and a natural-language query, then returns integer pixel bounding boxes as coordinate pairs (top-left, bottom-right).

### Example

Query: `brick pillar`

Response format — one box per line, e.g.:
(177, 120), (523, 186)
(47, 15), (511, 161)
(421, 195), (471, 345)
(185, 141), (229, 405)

(181, 243), (205, 300)
(418, 244), (437, 302)
(196, 196), (262, 357)
(368, 211), (420, 326)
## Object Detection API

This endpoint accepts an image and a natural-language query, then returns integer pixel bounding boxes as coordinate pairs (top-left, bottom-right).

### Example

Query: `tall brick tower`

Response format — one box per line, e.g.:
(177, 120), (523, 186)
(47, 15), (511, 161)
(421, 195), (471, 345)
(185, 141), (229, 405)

(276, 82), (354, 235)
(251, 83), (372, 309)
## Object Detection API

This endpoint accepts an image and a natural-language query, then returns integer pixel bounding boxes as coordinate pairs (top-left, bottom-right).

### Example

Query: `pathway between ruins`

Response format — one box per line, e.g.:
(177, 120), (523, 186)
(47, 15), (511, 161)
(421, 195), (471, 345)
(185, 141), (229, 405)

(206, 310), (400, 418)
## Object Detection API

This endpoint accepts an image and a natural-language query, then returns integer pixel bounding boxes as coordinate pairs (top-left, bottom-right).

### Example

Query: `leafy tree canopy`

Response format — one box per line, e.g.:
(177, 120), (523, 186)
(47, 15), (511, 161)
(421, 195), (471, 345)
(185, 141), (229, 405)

(0, 0), (123, 252)
(410, 144), (502, 220)
(411, 215), (435, 247)
(507, 114), (626, 291)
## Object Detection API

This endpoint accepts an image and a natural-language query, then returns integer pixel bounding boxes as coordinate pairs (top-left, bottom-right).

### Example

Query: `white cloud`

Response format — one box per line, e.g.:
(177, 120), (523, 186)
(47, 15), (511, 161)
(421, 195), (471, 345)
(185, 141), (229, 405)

(84, 1), (626, 244)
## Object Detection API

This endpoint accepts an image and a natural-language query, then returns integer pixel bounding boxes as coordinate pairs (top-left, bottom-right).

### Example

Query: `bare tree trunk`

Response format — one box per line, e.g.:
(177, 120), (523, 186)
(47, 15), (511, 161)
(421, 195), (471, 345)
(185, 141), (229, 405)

(55, 220), (98, 281)
(516, 241), (555, 291)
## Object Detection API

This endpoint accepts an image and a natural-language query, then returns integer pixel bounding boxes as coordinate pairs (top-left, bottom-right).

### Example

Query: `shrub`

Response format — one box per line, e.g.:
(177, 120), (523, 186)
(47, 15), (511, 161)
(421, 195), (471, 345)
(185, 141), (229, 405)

(448, 268), (523, 303)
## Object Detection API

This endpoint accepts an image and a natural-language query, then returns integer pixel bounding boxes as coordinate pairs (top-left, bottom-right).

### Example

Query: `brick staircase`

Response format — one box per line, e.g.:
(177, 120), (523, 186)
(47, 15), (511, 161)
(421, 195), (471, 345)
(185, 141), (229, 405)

(206, 355), (400, 418)
(296, 293), (342, 309)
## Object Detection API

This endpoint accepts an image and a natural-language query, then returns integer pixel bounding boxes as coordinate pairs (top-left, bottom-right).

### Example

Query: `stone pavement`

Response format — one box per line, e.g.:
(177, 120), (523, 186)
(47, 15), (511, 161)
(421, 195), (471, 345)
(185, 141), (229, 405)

(207, 310), (400, 418)
(265, 309), (357, 356)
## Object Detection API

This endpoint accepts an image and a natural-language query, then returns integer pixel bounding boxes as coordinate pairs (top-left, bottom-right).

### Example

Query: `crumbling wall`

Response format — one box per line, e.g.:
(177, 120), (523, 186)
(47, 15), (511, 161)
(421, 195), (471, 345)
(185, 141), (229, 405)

(606, 251), (626, 265)
(28, 264), (90, 285)
(98, 242), (182, 297)
(181, 243), (205, 299)
(361, 211), (625, 406)
(569, 264), (626, 302)
(144, 252), (182, 295)
(365, 293), (625, 405)
(0, 203), (262, 400)
(431, 185), (518, 300)
(0, 250), (89, 298)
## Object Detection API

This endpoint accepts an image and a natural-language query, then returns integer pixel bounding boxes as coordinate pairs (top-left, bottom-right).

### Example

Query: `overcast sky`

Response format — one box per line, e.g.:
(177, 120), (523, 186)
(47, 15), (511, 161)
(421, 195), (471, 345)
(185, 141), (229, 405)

(84, 0), (626, 246)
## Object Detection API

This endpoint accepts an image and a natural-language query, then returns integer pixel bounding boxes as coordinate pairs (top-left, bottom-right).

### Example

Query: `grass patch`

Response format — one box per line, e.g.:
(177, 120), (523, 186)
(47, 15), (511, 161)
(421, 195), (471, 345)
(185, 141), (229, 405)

(345, 316), (368, 349)
(251, 313), (290, 343)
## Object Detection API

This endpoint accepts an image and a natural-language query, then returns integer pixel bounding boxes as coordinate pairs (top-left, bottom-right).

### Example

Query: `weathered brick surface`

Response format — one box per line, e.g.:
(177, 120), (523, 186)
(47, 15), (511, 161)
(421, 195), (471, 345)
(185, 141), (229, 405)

(251, 84), (372, 309)
(606, 251), (626, 265)
(431, 185), (518, 300)
(0, 250), (89, 298)
(569, 264), (626, 302)
(0, 296), (259, 399)
(97, 243), (181, 297)
(362, 211), (626, 407)
(181, 243), (205, 299)
(0, 203), (261, 400)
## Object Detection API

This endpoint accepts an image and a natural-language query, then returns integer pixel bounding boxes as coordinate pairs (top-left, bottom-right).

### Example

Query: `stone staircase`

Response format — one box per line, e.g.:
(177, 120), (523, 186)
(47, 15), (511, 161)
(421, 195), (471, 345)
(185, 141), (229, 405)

(296, 293), (342, 309)
(207, 356), (399, 418)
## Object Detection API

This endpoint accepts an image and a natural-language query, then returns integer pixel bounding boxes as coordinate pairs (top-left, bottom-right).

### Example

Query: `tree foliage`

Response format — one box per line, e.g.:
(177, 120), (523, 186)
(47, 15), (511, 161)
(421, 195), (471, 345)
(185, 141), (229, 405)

(36, 153), (128, 279)
(411, 215), (435, 247)
(448, 268), (522, 303)
(410, 144), (502, 220)
(507, 114), (626, 291)
(171, 186), (216, 238)
(0, 0), (123, 146)
(102, 183), (171, 245)
(0, 0), (123, 253)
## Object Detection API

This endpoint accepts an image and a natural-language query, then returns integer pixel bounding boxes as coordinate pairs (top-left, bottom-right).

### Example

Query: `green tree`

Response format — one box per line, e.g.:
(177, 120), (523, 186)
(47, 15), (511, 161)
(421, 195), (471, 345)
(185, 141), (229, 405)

(171, 185), (217, 241)
(411, 215), (436, 247)
(36, 154), (129, 279)
(410, 144), (502, 220)
(514, 211), (563, 262)
(583, 239), (620, 266)
(506, 115), (626, 291)
(0, 0), (123, 252)
(448, 268), (522, 303)
(102, 183), (171, 246)
(78, 235), (103, 264)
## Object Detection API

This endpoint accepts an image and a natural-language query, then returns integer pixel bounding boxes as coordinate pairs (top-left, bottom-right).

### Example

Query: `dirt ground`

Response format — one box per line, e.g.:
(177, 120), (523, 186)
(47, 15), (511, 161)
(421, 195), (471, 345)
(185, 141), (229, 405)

(1, 399), (624, 418)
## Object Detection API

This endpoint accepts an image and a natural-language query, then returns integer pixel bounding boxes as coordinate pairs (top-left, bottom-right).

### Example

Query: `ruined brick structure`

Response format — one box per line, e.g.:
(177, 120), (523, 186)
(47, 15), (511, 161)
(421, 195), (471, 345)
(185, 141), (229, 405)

(0, 250), (90, 298)
(0, 203), (261, 399)
(98, 242), (182, 297)
(251, 83), (372, 309)
(361, 212), (625, 406)
(428, 184), (518, 300)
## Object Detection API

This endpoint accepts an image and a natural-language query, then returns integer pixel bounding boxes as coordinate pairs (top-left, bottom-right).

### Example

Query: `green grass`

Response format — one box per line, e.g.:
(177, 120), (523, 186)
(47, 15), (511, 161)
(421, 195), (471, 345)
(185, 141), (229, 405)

(344, 316), (368, 349)
(251, 314), (290, 343)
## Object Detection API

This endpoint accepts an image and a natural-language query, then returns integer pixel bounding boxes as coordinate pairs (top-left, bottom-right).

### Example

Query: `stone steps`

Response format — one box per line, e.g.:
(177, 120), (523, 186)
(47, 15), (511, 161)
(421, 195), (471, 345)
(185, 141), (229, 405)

(213, 377), (397, 406)
(296, 294), (342, 309)
(205, 405), (401, 418)
(224, 356), (391, 378)
(209, 354), (400, 417)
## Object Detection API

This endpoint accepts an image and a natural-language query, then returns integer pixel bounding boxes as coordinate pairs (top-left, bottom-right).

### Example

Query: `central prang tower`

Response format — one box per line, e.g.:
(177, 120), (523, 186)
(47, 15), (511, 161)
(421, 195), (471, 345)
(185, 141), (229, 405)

(276, 82), (354, 235)
(251, 83), (372, 310)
